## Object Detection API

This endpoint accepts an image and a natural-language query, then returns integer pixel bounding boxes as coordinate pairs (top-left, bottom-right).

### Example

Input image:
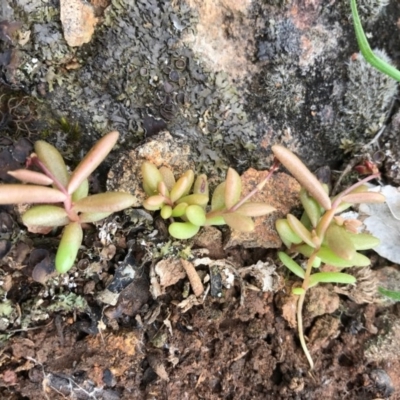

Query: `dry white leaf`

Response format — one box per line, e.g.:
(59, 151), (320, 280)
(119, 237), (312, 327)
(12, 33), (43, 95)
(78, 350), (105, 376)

(177, 295), (203, 313)
(155, 259), (186, 288)
(360, 185), (399, 263)
(239, 261), (281, 292)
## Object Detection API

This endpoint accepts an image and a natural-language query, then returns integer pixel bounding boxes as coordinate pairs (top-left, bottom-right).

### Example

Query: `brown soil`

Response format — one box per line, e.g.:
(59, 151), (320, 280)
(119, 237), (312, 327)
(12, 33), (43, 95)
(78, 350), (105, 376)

(0, 180), (398, 400)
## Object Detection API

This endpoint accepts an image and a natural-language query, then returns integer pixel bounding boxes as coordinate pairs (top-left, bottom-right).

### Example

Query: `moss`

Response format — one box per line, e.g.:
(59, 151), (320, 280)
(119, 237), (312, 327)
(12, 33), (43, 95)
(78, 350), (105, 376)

(59, 116), (82, 143)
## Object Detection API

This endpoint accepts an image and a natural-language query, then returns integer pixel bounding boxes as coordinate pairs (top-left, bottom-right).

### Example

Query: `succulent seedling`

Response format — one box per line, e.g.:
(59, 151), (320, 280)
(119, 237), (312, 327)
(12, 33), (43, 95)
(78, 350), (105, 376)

(272, 145), (384, 369)
(0, 131), (136, 274)
(142, 162), (277, 239)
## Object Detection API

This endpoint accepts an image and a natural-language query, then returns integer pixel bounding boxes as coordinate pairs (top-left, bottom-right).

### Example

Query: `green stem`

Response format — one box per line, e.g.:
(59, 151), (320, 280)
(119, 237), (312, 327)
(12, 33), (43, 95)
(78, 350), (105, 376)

(350, 0), (400, 82)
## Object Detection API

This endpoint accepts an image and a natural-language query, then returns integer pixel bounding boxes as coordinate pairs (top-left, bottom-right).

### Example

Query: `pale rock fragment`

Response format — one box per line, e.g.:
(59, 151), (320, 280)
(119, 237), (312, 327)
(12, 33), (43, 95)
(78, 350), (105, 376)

(60, 0), (97, 47)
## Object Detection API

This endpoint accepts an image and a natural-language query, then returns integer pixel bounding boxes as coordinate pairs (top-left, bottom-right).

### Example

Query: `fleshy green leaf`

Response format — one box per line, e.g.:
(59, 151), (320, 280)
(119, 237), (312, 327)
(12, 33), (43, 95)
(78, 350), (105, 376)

(22, 205), (69, 227)
(271, 145), (331, 210)
(7, 169), (53, 186)
(287, 214), (316, 248)
(211, 182), (226, 211)
(158, 166), (176, 191)
(72, 179), (89, 202)
(309, 272), (356, 288)
(223, 212), (254, 232)
(142, 162), (163, 195)
(275, 218), (303, 248)
(278, 251), (305, 279)
(79, 211), (112, 223)
(224, 168), (242, 209)
(144, 195), (165, 208)
(300, 211), (313, 231)
(185, 204), (206, 226)
(171, 202), (188, 217)
(34, 141), (69, 188)
(204, 213), (226, 226)
(0, 184), (66, 204)
(168, 221), (200, 239)
(312, 257), (321, 268)
(236, 202), (276, 217)
(73, 192), (136, 213)
(67, 131), (119, 195)
(326, 223), (356, 260)
(170, 176), (190, 203)
(55, 222), (83, 273)
(295, 244), (371, 268)
(292, 287), (306, 295)
(347, 232), (380, 250)
(317, 247), (370, 267)
(333, 201), (352, 214)
(160, 205), (172, 219)
(176, 194), (209, 206)
(299, 188), (321, 227)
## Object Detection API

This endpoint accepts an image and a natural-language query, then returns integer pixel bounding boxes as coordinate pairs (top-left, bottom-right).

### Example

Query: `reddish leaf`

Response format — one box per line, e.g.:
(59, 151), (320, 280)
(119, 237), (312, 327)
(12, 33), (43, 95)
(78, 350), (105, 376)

(67, 131), (119, 195)
(272, 145), (331, 210)
(341, 192), (385, 204)
(236, 202), (275, 217)
(73, 192), (136, 213)
(0, 184), (66, 204)
(7, 169), (53, 186)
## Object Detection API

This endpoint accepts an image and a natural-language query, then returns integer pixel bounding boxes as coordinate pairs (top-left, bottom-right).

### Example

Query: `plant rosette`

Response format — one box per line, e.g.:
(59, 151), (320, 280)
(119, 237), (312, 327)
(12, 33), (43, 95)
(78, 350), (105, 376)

(141, 161), (277, 239)
(0, 131), (136, 274)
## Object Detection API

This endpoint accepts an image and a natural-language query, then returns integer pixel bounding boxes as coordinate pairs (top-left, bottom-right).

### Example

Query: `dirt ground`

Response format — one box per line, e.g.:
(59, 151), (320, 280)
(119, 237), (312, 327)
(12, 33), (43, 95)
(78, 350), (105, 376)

(1, 0), (400, 399)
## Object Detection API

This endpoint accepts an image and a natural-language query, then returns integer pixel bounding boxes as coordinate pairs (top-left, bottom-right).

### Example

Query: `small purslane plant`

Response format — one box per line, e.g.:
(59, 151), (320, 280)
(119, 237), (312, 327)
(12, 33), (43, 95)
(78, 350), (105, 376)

(272, 145), (385, 369)
(141, 162), (277, 239)
(0, 131), (136, 274)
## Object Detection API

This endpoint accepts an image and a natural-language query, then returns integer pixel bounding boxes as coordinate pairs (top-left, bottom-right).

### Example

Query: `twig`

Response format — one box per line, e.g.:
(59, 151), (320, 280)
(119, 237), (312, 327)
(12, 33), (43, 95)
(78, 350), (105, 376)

(181, 259), (204, 297)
